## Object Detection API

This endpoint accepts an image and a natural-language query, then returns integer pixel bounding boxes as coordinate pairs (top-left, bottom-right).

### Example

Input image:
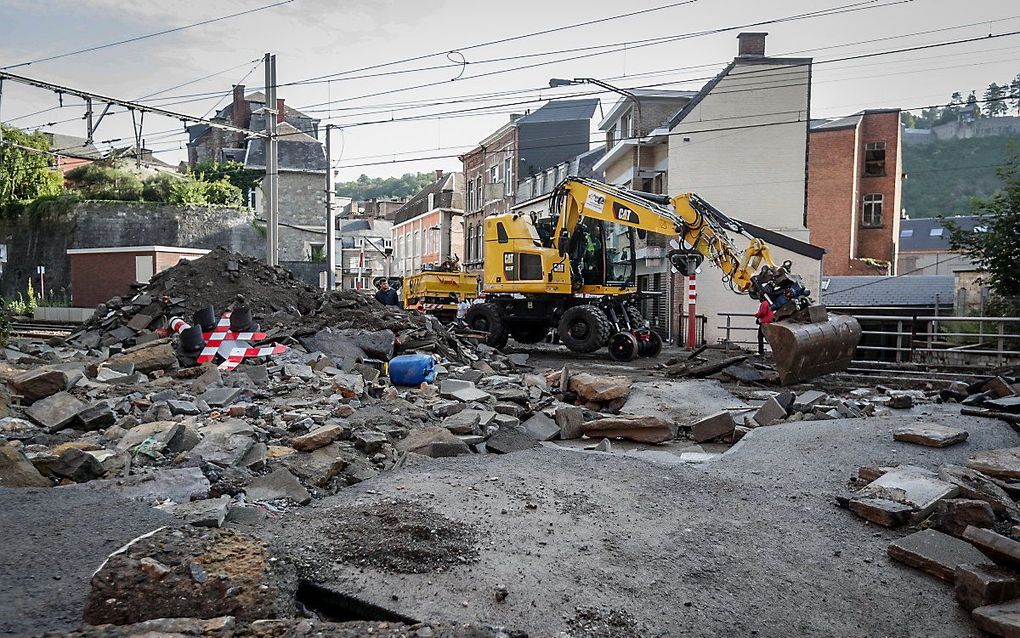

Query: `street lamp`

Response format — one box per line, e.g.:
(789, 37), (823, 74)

(549, 77), (643, 189)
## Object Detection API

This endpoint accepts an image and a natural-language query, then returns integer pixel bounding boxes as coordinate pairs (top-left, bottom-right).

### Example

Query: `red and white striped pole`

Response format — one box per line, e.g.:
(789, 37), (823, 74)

(686, 274), (697, 350)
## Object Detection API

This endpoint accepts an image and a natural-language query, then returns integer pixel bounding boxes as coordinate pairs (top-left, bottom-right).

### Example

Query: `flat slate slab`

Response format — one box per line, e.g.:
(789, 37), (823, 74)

(973, 599), (1020, 637)
(968, 448), (1020, 480)
(893, 423), (969, 448)
(888, 529), (989, 582)
(963, 526), (1020, 569)
(854, 468), (959, 523)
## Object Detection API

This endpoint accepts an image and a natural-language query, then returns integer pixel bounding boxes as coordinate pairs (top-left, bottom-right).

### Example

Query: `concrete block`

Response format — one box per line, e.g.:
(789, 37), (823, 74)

(893, 423), (968, 448)
(753, 397), (787, 426)
(963, 526), (1020, 569)
(973, 599), (1020, 637)
(691, 411), (735, 443)
(968, 448), (1020, 479)
(555, 406), (586, 440)
(855, 468), (959, 522)
(522, 412), (559, 441)
(849, 497), (912, 527)
(956, 564), (1020, 611)
(887, 529), (989, 582)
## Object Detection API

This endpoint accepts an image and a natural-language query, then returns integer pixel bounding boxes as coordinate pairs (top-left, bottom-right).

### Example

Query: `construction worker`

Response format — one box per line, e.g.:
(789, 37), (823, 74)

(754, 297), (775, 356)
(375, 279), (399, 306)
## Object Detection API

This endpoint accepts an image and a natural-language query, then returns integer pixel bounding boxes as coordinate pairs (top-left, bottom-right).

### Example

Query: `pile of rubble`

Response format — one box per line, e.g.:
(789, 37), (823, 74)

(941, 372), (1020, 426)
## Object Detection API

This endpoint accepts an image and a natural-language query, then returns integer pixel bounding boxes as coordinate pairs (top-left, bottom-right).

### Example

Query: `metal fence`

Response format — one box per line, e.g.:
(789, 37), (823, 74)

(717, 311), (1020, 368)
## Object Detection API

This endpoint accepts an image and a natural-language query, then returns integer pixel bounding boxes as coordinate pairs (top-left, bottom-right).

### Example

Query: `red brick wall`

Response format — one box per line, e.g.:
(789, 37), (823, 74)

(807, 127), (856, 276)
(71, 252), (149, 307)
(854, 111), (900, 272)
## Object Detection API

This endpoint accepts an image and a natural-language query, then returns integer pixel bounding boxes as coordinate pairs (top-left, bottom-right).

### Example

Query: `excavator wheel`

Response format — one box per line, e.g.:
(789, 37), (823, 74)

(637, 330), (663, 358)
(608, 331), (639, 362)
(762, 312), (862, 385)
(558, 305), (612, 353)
(465, 302), (509, 349)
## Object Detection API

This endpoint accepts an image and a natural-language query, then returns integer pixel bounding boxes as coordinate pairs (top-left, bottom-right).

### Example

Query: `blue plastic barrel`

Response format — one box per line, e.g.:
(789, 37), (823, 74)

(387, 354), (436, 386)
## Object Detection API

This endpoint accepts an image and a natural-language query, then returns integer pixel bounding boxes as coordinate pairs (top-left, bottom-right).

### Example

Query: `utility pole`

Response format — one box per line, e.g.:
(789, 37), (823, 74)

(324, 124), (336, 290)
(264, 52), (279, 266)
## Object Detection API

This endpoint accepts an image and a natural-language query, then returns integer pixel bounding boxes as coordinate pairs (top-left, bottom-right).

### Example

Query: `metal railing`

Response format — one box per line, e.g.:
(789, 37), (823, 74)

(717, 311), (1020, 367)
(675, 310), (707, 348)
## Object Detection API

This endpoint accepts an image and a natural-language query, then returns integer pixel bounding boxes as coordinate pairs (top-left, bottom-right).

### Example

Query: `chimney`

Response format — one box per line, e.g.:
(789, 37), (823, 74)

(434, 169), (444, 181)
(737, 32), (767, 57)
(276, 98), (286, 124)
(231, 85), (249, 127)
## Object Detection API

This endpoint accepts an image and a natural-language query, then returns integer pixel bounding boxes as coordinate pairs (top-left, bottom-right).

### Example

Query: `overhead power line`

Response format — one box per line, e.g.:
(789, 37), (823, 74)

(1, 0), (293, 70)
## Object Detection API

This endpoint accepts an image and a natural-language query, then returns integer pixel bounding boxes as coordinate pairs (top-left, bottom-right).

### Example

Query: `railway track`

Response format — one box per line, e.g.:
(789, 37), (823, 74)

(8, 322), (76, 339)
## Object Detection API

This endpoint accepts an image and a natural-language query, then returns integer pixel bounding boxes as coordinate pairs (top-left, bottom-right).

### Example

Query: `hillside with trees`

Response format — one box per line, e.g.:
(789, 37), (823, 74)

(335, 172), (435, 200)
(903, 134), (1020, 217)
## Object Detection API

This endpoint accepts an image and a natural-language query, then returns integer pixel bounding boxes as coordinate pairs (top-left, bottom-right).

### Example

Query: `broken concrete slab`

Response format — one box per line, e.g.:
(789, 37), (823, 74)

(887, 528), (990, 582)
(568, 373), (631, 402)
(75, 402), (115, 431)
(116, 421), (183, 455)
(197, 387), (241, 408)
(396, 427), (471, 458)
(283, 363), (314, 381)
(848, 497), (913, 527)
(973, 598), (1020, 637)
(0, 444), (52, 487)
(171, 495), (231, 527)
(940, 465), (1020, 521)
(690, 411), (735, 443)
(968, 448), (1020, 480)
(964, 526), (1020, 569)
(853, 468), (959, 524)
(486, 426), (542, 454)
(987, 396), (1020, 414)
(352, 429), (388, 453)
(522, 412), (559, 441)
(25, 391), (85, 432)
(934, 499), (995, 537)
(581, 415), (673, 444)
(9, 368), (68, 403)
(290, 424), (345, 452)
(442, 410), (481, 435)
(555, 406), (586, 440)
(43, 448), (106, 483)
(280, 442), (349, 487)
(59, 467), (209, 504)
(753, 397), (787, 426)
(956, 564), (1020, 612)
(792, 390), (828, 413)
(106, 342), (177, 374)
(892, 423), (969, 448)
(245, 468), (311, 505)
(189, 420), (254, 467)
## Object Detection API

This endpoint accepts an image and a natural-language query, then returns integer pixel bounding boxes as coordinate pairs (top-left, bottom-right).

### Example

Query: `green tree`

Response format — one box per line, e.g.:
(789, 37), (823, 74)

(192, 160), (262, 198)
(943, 143), (1020, 314)
(203, 178), (242, 206)
(1010, 73), (1020, 115)
(0, 125), (63, 210)
(65, 164), (143, 201)
(985, 82), (1008, 117)
(335, 172), (436, 200)
(966, 91), (981, 119)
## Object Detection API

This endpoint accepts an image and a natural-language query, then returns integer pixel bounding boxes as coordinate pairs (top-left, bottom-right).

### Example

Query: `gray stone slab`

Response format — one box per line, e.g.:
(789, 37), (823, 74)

(198, 387), (241, 408)
(442, 410), (481, 435)
(956, 563), (1020, 612)
(855, 468), (959, 521)
(172, 496), (231, 527)
(893, 423), (968, 448)
(753, 397), (787, 426)
(968, 448), (1020, 480)
(963, 526), (1020, 569)
(973, 599), (1020, 637)
(887, 529), (989, 582)
(486, 426), (542, 454)
(189, 420), (255, 467)
(691, 411), (736, 443)
(522, 412), (560, 442)
(26, 392), (86, 432)
(555, 406), (585, 440)
(245, 468), (310, 505)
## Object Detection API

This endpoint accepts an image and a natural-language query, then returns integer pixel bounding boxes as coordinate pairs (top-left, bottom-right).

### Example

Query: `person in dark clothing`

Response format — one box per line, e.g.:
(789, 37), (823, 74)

(375, 280), (399, 306)
(754, 297), (774, 356)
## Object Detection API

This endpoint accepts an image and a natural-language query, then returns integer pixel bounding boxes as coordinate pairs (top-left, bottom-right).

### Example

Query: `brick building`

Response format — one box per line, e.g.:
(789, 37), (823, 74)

(67, 246), (209, 307)
(391, 170), (465, 277)
(461, 99), (598, 273)
(807, 109), (903, 275)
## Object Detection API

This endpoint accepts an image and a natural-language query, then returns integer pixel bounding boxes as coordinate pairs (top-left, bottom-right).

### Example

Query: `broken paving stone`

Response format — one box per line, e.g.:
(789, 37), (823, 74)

(198, 387), (241, 408)
(753, 397), (787, 426)
(331, 372), (365, 398)
(167, 400), (201, 416)
(290, 424), (345, 452)
(86, 449), (131, 477)
(431, 400), (464, 418)
(352, 428), (388, 453)
(555, 406), (586, 440)
(59, 466), (209, 504)
(246, 468), (311, 504)
(44, 448), (106, 483)
(568, 373), (631, 403)
(691, 411), (736, 443)
(493, 414), (520, 429)
(956, 563), (1020, 612)
(968, 448), (1020, 480)
(940, 465), (1020, 520)
(396, 427), (472, 458)
(283, 363), (314, 381)
(892, 423), (969, 448)
(987, 396), (1020, 414)
(792, 390), (828, 412)
(442, 410), (481, 435)
(973, 597), (1020, 638)
(963, 526), (1020, 569)
(9, 368), (67, 403)
(106, 342), (177, 374)
(848, 497), (913, 527)
(986, 377), (1018, 399)
(83, 526), (294, 625)
(934, 499), (995, 537)
(853, 468), (959, 523)
(0, 444), (52, 487)
(722, 364), (765, 383)
(189, 420), (255, 467)
(485, 426), (542, 454)
(582, 415), (673, 444)
(280, 443), (348, 487)
(76, 402), (116, 431)
(172, 495), (231, 527)
(886, 394), (915, 409)
(522, 412), (560, 441)
(26, 391), (86, 432)
(888, 528), (990, 582)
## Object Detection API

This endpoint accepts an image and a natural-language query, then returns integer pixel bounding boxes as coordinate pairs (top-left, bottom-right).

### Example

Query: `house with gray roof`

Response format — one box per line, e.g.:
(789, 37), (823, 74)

(897, 215), (979, 275)
(821, 275), (955, 308)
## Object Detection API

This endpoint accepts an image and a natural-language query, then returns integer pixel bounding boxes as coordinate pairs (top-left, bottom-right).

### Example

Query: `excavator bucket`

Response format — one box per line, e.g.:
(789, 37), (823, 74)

(762, 312), (862, 385)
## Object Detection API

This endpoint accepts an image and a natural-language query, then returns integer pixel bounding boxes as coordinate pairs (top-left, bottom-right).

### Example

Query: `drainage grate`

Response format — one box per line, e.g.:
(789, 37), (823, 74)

(296, 581), (419, 624)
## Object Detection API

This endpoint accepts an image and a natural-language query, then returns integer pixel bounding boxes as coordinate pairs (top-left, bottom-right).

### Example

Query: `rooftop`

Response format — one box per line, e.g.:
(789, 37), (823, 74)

(244, 122), (326, 172)
(821, 275), (955, 307)
(899, 216), (981, 252)
(517, 99), (599, 125)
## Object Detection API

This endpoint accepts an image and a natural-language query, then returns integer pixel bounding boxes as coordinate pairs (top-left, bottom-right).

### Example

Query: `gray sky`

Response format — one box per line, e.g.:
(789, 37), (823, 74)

(2, 0), (1018, 182)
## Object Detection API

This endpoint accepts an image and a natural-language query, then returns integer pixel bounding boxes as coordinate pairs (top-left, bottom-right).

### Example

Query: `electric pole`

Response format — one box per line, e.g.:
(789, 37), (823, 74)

(264, 52), (279, 266)
(324, 124), (336, 290)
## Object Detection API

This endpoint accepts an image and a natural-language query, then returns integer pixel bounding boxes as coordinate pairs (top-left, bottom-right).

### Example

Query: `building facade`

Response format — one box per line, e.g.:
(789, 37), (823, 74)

(807, 109), (903, 276)
(391, 171), (465, 277)
(897, 215), (978, 276)
(336, 218), (393, 290)
(665, 32), (824, 344)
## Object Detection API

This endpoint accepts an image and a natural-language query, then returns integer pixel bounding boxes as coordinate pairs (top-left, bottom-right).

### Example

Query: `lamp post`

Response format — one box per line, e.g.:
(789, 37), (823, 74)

(549, 77), (643, 189)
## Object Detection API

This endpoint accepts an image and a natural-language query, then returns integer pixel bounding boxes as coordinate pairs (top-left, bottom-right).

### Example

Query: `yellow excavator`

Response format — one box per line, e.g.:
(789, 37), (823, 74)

(465, 177), (861, 384)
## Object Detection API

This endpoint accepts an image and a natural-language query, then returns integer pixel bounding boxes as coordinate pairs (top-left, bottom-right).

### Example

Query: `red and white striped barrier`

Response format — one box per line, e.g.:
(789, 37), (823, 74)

(194, 309), (287, 366)
(219, 344), (289, 371)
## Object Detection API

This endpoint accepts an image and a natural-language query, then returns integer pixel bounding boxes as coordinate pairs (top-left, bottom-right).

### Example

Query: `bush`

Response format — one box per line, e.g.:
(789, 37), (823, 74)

(203, 179), (243, 206)
(142, 173), (178, 202)
(66, 164), (143, 201)
(167, 179), (209, 205)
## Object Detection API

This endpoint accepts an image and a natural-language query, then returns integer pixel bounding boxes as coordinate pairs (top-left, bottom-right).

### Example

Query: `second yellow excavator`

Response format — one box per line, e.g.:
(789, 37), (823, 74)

(465, 177), (861, 385)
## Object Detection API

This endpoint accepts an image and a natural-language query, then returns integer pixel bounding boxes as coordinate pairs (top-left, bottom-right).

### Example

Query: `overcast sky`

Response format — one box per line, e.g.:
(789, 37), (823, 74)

(2, 0), (1018, 182)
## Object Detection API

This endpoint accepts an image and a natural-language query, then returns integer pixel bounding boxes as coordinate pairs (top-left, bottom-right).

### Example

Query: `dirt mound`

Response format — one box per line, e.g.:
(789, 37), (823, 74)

(307, 500), (479, 574)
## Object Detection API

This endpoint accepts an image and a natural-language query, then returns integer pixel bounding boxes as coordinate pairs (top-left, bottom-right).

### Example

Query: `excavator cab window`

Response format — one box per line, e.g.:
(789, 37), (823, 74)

(569, 219), (634, 287)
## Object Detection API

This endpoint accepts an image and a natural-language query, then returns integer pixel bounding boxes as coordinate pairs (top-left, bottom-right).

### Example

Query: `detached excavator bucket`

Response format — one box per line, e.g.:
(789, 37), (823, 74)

(762, 312), (862, 385)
